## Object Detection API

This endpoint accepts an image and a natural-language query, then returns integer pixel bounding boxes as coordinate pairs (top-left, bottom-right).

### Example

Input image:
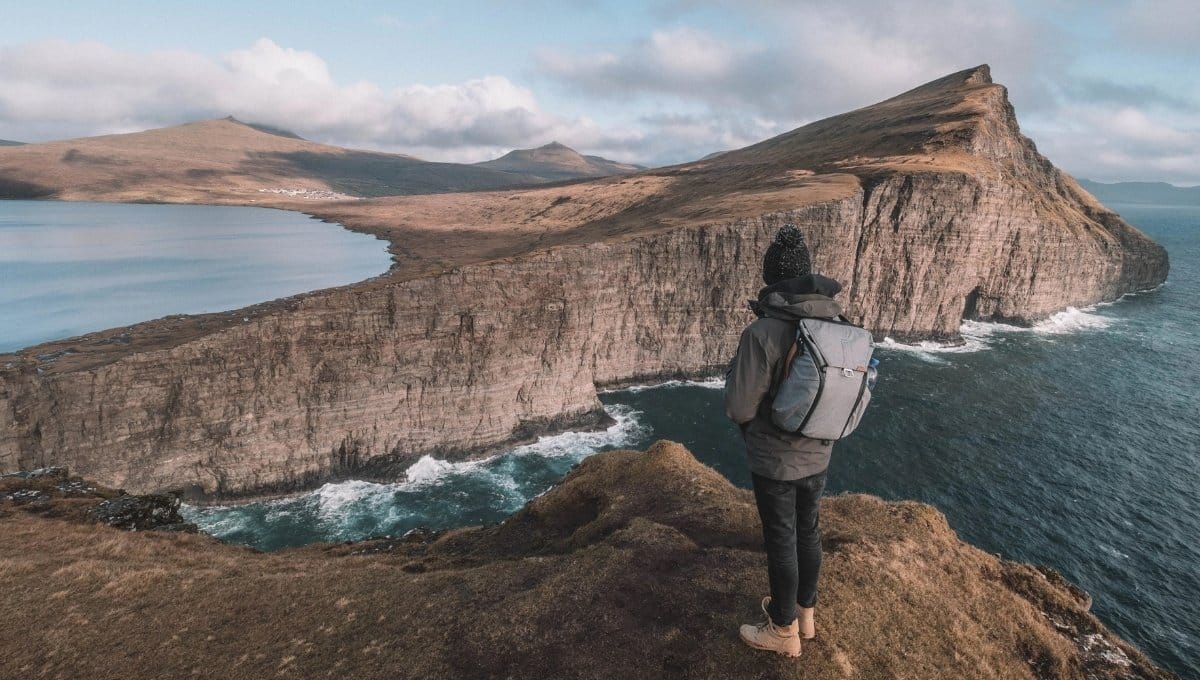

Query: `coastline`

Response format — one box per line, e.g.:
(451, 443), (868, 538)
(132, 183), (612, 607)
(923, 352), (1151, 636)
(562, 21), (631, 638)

(0, 189), (1169, 496)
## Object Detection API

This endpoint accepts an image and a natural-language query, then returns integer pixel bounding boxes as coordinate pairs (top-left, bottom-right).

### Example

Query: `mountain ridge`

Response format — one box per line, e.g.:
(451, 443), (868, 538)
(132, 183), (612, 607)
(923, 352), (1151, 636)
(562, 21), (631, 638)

(0, 118), (638, 201)
(1078, 179), (1200, 206)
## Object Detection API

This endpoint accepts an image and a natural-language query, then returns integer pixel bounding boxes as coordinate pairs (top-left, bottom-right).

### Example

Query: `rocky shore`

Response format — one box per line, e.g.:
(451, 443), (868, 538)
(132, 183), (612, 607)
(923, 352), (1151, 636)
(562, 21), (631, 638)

(0, 66), (1170, 495)
(0, 442), (1173, 679)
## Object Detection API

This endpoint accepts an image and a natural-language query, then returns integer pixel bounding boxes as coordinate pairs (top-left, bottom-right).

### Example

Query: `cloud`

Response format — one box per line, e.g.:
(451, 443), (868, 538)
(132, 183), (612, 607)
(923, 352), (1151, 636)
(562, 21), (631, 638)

(1, 6), (1197, 182)
(0, 38), (632, 162)
(536, 0), (1199, 182)
(1058, 78), (1196, 112)
(540, 1), (1055, 120)
(1030, 105), (1200, 184)
(1118, 0), (1200, 53)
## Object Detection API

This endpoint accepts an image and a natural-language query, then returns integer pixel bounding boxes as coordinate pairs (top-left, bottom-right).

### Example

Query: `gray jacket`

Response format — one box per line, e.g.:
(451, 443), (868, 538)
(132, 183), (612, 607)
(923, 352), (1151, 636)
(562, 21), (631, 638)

(725, 276), (844, 481)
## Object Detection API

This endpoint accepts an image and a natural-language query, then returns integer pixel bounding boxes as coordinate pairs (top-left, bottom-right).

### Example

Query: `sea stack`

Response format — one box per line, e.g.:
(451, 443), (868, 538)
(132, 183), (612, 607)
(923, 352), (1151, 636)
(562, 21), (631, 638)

(0, 66), (1169, 495)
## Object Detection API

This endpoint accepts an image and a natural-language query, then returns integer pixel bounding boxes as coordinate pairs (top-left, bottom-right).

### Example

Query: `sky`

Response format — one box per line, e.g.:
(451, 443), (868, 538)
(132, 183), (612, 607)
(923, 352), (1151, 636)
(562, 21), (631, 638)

(0, 0), (1197, 184)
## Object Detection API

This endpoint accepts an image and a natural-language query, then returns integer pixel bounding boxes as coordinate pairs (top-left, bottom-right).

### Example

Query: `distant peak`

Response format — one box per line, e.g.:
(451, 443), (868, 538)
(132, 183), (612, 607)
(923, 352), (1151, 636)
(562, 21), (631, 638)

(539, 141), (572, 151)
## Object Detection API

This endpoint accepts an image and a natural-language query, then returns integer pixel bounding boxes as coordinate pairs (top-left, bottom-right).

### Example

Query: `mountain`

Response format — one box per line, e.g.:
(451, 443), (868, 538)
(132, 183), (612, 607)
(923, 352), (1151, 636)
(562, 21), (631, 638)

(0, 139), (24, 146)
(0, 118), (548, 200)
(0, 442), (1171, 678)
(228, 116), (306, 140)
(1078, 179), (1200, 206)
(476, 141), (641, 180)
(0, 66), (1168, 499)
(0, 124), (645, 202)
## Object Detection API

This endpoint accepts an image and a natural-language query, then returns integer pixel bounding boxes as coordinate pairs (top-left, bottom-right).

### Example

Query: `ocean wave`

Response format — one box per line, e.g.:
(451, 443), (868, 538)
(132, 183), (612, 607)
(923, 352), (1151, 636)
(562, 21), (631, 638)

(600, 377), (725, 394)
(879, 304), (1119, 359)
(312, 403), (644, 506)
(184, 403), (647, 543)
(1030, 306), (1114, 334)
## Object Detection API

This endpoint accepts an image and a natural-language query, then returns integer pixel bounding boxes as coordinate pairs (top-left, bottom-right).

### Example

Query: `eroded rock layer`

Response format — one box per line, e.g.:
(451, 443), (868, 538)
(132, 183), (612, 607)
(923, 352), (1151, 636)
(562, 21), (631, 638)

(0, 66), (1168, 494)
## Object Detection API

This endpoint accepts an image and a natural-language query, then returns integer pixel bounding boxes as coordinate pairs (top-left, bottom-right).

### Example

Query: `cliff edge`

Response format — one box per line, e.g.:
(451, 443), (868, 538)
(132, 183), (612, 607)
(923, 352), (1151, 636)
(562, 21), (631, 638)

(0, 66), (1170, 495)
(0, 442), (1173, 679)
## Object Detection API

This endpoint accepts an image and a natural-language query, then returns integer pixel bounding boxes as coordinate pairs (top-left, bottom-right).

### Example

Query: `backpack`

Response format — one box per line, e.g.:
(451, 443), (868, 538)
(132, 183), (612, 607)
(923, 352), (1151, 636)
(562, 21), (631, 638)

(770, 317), (875, 440)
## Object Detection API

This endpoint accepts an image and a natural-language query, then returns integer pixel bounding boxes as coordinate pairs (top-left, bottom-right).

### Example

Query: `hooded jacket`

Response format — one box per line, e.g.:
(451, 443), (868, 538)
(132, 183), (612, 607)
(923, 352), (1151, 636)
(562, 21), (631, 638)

(725, 274), (844, 481)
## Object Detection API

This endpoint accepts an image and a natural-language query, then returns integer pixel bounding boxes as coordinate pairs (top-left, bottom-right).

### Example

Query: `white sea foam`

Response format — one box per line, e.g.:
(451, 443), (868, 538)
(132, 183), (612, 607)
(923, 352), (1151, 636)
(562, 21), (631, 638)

(600, 377), (725, 394)
(1030, 306), (1114, 334)
(878, 303), (1119, 360)
(403, 455), (484, 487)
(181, 507), (252, 535)
(508, 404), (646, 457)
(273, 404), (644, 519)
(315, 478), (392, 522)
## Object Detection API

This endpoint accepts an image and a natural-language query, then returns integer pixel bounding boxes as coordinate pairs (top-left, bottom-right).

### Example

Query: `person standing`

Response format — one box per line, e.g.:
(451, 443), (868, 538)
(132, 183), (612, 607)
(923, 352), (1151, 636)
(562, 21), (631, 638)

(725, 223), (846, 658)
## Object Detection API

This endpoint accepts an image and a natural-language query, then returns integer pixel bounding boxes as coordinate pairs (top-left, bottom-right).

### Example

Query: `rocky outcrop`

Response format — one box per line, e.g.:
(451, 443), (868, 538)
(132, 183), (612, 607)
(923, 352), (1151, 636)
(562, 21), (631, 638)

(0, 442), (1174, 678)
(0, 467), (197, 532)
(0, 66), (1169, 494)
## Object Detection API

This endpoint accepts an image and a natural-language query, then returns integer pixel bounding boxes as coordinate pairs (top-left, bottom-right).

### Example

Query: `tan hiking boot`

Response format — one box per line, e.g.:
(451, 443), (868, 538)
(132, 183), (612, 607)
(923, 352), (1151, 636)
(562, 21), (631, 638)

(739, 597), (801, 657)
(798, 606), (815, 639)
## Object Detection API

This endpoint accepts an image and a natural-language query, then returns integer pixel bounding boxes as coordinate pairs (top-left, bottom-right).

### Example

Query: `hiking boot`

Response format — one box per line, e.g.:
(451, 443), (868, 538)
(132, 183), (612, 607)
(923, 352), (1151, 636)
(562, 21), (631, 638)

(798, 605), (815, 639)
(739, 597), (801, 657)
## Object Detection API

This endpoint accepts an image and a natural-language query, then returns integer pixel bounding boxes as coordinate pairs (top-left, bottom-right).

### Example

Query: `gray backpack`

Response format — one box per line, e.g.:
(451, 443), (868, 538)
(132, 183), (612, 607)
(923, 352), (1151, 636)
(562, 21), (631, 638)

(770, 317), (875, 440)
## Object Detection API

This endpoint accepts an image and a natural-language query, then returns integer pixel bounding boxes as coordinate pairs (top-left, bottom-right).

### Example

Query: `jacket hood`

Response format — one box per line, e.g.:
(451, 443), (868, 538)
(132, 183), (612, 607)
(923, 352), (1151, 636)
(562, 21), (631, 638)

(750, 273), (844, 321)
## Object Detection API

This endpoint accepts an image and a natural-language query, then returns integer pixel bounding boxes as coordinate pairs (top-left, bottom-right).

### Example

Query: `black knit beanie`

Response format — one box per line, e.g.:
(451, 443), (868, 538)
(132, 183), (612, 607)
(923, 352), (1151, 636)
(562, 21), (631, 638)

(761, 223), (812, 285)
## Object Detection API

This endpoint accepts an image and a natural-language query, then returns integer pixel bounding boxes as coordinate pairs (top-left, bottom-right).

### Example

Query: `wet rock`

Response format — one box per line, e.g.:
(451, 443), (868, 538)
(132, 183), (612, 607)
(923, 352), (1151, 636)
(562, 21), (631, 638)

(89, 493), (198, 532)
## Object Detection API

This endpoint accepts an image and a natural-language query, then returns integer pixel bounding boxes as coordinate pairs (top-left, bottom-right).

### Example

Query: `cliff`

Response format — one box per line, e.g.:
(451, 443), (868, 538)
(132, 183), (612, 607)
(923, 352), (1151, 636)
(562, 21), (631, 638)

(0, 65), (1170, 495)
(0, 442), (1173, 679)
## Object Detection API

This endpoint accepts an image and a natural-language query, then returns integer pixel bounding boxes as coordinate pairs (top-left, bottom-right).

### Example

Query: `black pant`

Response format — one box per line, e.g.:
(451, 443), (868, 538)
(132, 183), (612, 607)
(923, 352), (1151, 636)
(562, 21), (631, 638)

(751, 470), (826, 626)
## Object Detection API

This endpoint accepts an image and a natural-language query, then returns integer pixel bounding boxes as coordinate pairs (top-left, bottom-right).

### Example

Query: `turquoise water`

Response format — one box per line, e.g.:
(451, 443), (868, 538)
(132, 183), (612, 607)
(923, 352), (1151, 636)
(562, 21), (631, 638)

(182, 204), (1196, 676)
(0, 200), (391, 352)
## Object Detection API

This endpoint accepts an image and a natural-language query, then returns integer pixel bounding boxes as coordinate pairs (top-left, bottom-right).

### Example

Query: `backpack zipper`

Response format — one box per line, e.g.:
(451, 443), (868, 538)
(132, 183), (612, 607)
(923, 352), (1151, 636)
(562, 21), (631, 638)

(795, 321), (826, 433)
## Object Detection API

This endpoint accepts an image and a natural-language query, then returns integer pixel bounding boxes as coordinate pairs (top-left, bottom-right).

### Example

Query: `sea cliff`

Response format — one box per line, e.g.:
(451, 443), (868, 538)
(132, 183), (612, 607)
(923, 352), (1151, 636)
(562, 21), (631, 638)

(0, 66), (1169, 495)
(0, 442), (1174, 679)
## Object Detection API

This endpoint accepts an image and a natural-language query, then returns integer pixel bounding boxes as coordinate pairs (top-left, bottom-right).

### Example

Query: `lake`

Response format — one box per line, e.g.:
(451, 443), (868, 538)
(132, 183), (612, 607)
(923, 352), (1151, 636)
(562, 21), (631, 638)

(0, 200), (391, 352)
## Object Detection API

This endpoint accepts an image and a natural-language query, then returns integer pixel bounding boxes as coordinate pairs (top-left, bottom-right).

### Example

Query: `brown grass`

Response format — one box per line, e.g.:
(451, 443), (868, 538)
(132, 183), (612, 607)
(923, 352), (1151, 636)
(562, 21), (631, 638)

(0, 442), (1171, 679)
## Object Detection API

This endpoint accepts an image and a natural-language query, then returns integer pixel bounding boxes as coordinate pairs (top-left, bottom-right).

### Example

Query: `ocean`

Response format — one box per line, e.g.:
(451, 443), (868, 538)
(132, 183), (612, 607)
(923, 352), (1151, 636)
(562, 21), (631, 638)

(0, 200), (391, 353)
(180, 202), (1197, 676)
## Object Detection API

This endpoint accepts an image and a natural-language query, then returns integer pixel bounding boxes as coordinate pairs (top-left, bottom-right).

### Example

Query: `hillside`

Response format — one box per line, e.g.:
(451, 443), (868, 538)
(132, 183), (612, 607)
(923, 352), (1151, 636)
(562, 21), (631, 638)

(1079, 179), (1200, 206)
(0, 118), (547, 200)
(0, 66), (1169, 497)
(0, 123), (645, 202)
(0, 442), (1172, 679)
(0, 139), (23, 146)
(476, 141), (641, 180)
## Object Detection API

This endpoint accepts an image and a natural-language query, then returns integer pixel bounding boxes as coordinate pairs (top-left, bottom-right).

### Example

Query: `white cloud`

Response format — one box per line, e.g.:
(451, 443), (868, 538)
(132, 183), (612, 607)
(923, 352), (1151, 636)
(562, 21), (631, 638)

(1, 5), (1197, 182)
(0, 38), (636, 162)
(536, 0), (1199, 181)
(1028, 105), (1200, 184)
(540, 1), (1052, 120)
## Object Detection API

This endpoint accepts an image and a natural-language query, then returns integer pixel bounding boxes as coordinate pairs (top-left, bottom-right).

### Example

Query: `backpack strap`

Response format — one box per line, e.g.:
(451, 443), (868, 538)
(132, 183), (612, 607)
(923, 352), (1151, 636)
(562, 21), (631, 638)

(780, 334), (801, 381)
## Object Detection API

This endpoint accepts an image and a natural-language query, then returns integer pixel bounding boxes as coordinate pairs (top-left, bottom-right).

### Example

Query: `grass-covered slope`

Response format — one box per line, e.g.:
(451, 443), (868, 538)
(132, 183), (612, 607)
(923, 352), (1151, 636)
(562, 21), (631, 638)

(0, 442), (1171, 679)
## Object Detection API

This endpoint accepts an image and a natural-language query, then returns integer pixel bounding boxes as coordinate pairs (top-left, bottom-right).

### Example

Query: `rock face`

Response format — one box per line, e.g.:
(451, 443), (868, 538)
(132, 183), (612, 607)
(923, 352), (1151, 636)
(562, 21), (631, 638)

(0, 442), (1175, 678)
(0, 66), (1169, 495)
